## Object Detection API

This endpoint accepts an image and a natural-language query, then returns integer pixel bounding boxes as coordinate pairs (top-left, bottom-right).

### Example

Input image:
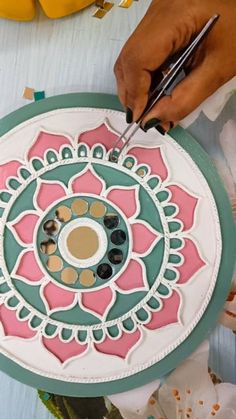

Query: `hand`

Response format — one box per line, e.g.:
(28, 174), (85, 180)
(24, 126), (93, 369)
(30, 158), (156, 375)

(114, 0), (236, 133)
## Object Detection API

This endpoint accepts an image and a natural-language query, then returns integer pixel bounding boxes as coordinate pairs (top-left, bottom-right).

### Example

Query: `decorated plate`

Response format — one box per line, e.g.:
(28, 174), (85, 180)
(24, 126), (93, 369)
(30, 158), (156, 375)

(0, 93), (235, 396)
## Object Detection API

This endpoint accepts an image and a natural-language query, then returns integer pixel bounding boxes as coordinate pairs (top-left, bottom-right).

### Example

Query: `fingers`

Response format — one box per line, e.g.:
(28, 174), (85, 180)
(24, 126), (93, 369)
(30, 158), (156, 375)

(141, 54), (227, 128)
(123, 67), (151, 121)
(143, 120), (175, 135)
(114, 1), (200, 121)
(114, 51), (152, 121)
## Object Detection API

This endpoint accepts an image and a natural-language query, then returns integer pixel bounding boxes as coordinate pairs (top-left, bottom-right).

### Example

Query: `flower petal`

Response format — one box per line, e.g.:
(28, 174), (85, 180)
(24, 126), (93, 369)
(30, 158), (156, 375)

(106, 187), (138, 219)
(115, 259), (146, 291)
(128, 146), (168, 180)
(177, 239), (205, 284)
(71, 168), (104, 195)
(158, 340), (218, 418)
(95, 329), (141, 359)
(215, 383), (236, 413)
(108, 379), (161, 418)
(27, 131), (71, 160)
(81, 287), (114, 318)
(145, 291), (180, 330)
(36, 181), (66, 211)
(16, 250), (44, 282)
(0, 161), (22, 190)
(0, 304), (36, 338)
(78, 123), (119, 152)
(11, 213), (39, 245)
(167, 185), (198, 230)
(42, 336), (87, 364)
(42, 282), (77, 313)
(131, 222), (158, 254)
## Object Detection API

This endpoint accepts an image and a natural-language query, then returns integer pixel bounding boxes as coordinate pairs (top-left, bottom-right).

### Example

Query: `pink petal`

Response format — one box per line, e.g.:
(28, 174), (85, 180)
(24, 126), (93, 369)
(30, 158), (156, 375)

(42, 336), (87, 364)
(36, 182), (66, 211)
(131, 222), (158, 254)
(0, 304), (36, 338)
(115, 259), (146, 291)
(27, 131), (71, 160)
(78, 123), (119, 152)
(0, 161), (22, 190)
(95, 329), (141, 359)
(16, 251), (44, 282)
(81, 287), (113, 317)
(128, 146), (168, 180)
(167, 185), (198, 230)
(11, 213), (39, 245)
(106, 187), (137, 218)
(145, 291), (180, 330)
(177, 239), (205, 284)
(42, 282), (77, 312)
(72, 169), (104, 195)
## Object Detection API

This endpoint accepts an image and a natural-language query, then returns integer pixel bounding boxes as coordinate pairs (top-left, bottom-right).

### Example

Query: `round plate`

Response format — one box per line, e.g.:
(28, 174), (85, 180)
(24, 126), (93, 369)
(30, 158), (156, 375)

(0, 93), (235, 396)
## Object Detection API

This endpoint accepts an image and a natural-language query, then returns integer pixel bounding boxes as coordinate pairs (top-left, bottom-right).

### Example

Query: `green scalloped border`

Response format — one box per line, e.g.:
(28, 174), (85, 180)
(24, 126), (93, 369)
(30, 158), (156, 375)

(0, 93), (235, 396)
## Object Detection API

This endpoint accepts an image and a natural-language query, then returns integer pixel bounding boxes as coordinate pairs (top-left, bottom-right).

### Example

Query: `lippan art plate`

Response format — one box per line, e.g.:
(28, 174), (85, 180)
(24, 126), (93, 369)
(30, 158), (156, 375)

(0, 93), (235, 396)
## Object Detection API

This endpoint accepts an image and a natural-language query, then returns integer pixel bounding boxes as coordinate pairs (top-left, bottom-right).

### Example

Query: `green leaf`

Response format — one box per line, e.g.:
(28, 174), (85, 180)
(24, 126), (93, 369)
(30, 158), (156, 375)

(54, 396), (71, 419)
(107, 405), (123, 419)
(63, 396), (108, 419)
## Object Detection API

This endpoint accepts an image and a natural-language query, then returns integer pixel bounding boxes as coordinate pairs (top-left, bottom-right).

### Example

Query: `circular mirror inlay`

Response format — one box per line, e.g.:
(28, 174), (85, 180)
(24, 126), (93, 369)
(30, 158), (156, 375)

(47, 255), (63, 272)
(79, 270), (96, 287)
(104, 214), (119, 229)
(111, 230), (126, 246)
(67, 226), (99, 260)
(56, 205), (72, 222)
(61, 267), (78, 284)
(36, 195), (130, 291)
(40, 239), (57, 255)
(90, 201), (107, 218)
(97, 263), (113, 279)
(43, 220), (59, 236)
(71, 199), (88, 216)
(108, 249), (123, 265)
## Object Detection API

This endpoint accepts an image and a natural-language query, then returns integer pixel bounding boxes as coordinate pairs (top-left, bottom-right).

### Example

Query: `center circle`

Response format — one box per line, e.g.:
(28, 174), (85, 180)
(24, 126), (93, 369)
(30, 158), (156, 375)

(36, 194), (131, 291)
(67, 226), (99, 260)
(58, 217), (108, 269)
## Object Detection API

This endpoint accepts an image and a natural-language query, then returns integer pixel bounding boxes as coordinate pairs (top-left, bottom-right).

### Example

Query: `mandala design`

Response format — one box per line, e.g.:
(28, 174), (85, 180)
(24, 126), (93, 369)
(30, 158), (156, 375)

(0, 122), (206, 364)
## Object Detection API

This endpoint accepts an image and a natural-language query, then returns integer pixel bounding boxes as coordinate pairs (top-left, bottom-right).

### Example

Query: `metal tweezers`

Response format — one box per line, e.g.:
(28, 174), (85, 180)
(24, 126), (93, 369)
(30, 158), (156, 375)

(110, 13), (219, 162)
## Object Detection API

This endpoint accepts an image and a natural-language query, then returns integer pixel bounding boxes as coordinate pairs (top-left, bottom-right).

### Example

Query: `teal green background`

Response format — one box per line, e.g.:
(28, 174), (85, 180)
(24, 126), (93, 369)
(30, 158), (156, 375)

(0, 93), (235, 396)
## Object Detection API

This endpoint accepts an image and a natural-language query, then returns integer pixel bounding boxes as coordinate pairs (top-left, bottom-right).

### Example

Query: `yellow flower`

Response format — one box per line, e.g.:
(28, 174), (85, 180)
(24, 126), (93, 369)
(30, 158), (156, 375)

(0, 0), (95, 21)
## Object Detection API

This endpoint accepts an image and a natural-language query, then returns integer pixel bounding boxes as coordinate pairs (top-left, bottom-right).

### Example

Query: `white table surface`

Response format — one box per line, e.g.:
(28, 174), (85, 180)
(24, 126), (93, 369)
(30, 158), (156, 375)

(0, 2), (235, 418)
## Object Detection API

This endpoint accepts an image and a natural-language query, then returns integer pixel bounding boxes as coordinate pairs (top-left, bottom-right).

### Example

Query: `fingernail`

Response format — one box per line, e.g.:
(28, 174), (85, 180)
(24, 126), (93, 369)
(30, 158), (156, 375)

(156, 124), (166, 135)
(143, 118), (161, 132)
(126, 108), (133, 124)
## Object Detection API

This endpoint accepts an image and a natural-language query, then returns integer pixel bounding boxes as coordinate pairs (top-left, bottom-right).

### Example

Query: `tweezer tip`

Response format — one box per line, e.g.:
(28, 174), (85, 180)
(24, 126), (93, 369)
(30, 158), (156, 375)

(210, 13), (220, 24)
(109, 156), (118, 163)
(109, 152), (119, 163)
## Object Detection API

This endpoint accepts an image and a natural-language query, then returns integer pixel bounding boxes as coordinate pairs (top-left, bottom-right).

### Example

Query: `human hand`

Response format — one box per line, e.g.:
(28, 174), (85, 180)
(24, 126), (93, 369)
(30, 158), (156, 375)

(114, 0), (236, 133)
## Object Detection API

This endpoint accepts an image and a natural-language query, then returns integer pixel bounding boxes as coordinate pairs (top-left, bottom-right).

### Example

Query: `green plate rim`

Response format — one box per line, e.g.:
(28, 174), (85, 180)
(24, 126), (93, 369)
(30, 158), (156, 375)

(0, 93), (235, 396)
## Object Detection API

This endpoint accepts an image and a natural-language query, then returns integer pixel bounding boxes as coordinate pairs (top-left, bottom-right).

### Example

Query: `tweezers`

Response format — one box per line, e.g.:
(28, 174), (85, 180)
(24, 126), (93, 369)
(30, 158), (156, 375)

(110, 13), (219, 162)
